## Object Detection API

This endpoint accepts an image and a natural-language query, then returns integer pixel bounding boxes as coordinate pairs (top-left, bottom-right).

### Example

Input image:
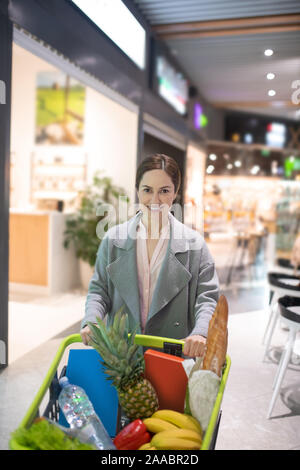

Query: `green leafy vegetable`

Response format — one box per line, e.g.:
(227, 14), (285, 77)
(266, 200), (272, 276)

(11, 418), (95, 450)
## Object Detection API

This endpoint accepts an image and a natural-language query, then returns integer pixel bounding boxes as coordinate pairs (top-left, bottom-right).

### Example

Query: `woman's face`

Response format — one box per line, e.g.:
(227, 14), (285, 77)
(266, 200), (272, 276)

(137, 169), (178, 215)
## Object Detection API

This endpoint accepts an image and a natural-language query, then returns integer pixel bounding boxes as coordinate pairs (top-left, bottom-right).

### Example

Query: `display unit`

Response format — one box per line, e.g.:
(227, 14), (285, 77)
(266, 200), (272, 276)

(30, 151), (87, 210)
(150, 39), (189, 117)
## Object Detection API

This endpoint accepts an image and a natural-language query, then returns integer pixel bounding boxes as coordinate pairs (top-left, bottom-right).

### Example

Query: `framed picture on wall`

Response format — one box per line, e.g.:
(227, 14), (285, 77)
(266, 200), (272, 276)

(35, 71), (86, 145)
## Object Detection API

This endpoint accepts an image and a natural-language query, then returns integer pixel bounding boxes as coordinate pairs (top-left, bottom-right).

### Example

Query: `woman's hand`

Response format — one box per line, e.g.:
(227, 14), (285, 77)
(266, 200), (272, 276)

(182, 335), (207, 358)
(80, 325), (93, 346)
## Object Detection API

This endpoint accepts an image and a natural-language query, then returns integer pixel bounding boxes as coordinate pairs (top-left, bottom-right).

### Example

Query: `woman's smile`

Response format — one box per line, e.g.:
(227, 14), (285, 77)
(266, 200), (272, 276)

(146, 204), (164, 212)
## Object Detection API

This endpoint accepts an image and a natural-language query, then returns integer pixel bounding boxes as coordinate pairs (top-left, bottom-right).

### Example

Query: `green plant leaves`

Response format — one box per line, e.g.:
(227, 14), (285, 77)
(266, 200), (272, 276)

(63, 171), (129, 266)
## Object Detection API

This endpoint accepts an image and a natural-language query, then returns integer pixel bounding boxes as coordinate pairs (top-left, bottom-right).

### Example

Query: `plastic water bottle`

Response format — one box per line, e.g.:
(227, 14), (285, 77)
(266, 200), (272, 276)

(58, 377), (116, 450)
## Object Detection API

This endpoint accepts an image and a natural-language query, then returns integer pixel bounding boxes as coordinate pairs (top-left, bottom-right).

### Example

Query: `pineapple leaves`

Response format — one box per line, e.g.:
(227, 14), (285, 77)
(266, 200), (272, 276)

(124, 315), (130, 338)
(87, 322), (105, 349)
(118, 314), (127, 340)
(87, 308), (146, 392)
(87, 322), (118, 365)
(128, 323), (138, 348)
(117, 339), (128, 357)
(112, 306), (125, 335)
(96, 317), (118, 355)
(127, 344), (139, 364)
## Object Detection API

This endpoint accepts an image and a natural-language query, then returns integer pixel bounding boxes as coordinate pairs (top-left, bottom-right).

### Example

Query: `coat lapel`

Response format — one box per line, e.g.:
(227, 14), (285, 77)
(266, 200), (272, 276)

(106, 212), (142, 324)
(147, 214), (192, 322)
(106, 212), (193, 325)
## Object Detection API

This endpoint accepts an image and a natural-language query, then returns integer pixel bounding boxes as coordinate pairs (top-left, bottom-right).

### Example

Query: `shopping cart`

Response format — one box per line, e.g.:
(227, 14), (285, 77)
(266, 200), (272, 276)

(9, 334), (231, 451)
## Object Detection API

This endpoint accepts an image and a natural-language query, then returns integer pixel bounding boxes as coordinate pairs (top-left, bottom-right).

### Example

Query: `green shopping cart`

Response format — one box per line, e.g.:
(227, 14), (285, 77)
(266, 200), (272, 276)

(9, 333), (231, 451)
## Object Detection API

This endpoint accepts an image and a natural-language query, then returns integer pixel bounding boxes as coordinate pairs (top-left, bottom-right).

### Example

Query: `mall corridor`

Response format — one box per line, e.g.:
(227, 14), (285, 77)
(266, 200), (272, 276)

(1, 0), (300, 453)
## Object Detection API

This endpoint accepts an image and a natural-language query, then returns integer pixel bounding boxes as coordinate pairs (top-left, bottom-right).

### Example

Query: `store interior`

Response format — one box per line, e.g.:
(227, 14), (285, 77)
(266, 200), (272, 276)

(2, 22), (300, 451)
(203, 140), (300, 287)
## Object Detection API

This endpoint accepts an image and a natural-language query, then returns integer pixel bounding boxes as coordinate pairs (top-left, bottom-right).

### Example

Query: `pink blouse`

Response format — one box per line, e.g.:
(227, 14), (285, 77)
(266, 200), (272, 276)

(136, 219), (170, 333)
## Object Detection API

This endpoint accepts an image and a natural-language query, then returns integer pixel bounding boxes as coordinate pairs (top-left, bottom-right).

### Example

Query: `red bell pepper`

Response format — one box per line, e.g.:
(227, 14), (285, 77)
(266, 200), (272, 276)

(114, 419), (151, 450)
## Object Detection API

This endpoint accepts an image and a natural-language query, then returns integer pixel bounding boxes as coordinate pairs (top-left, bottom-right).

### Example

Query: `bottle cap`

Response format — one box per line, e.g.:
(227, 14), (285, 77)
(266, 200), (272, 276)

(59, 376), (70, 388)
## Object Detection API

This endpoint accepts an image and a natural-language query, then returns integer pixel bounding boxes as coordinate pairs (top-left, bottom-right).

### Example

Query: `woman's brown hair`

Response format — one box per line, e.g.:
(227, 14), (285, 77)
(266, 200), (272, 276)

(135, 154), (181, 195)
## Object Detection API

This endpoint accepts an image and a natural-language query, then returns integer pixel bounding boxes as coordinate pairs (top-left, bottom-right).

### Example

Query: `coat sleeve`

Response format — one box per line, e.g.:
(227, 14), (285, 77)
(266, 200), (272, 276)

(81, 234), (112, 329)
(189, 241), (220, 338)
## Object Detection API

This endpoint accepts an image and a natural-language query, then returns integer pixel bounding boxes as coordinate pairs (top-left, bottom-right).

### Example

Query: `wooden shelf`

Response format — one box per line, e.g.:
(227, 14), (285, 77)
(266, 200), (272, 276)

(35, 163), (85, 169)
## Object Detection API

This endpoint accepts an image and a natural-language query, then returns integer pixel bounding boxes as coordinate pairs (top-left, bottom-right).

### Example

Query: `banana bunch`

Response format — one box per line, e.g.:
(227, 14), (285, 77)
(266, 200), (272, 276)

(138, 410), (203, 450)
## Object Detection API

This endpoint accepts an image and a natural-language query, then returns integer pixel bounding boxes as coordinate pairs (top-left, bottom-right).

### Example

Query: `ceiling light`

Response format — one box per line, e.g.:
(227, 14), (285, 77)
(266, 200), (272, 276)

(206, 165), (215, 174)
(264, 49), (273, 56)
(250, 165), (260, 175)
(71, 0), (146, 69)
(244, 133), (253, 144)
(271, 101), (285, 107)
(266, 72), (275, 80)
(209, 153), (217, 161)
(227, 163), (233, 170)
(268, 89), (276, 97)
(234, 160), (241, 167)
(271, 161), (278, 175)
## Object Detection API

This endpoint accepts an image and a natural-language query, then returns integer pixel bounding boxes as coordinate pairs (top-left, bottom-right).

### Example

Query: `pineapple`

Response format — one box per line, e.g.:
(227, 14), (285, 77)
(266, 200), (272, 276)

(87, 307), (159, 420)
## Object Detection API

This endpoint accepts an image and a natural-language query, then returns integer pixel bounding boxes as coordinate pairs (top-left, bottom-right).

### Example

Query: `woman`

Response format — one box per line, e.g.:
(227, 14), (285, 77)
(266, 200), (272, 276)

(80, 154), (220, 357)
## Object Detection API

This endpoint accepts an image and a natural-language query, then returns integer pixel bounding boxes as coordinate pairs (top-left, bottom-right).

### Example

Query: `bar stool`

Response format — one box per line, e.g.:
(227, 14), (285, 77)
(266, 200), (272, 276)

(267, 295), (300, 418)
(271, 258), (300, 276)
(262, 272), (300, 361)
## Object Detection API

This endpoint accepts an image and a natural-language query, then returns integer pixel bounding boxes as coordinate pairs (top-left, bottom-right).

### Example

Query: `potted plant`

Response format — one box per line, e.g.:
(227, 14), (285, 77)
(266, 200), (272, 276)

(63, 171), (130, 289)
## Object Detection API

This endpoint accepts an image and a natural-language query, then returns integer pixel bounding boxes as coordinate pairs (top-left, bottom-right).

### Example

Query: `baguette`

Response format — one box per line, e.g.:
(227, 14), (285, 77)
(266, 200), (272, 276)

(202, 295), (228, 377)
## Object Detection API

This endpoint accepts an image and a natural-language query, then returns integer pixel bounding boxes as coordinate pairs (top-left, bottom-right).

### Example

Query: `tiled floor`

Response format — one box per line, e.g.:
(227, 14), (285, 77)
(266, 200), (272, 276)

(1, 273), (300, 450)
(8, 288), (86, 363)
(217, 309), (300, 450)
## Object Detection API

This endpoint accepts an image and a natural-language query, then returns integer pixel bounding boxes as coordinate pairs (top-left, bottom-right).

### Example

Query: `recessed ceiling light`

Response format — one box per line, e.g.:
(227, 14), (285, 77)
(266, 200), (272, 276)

(251, 165), (260, 175)
(206, 165), (215, 174)
(244, 133), (253, 144)
(209, 153), (217, 161)
(267, 72), (275, 80)
(264, 49), (274, 56)
(227, 163), (233, 170)
(234, 160), (242, 168)
(268, 89), (276, 96)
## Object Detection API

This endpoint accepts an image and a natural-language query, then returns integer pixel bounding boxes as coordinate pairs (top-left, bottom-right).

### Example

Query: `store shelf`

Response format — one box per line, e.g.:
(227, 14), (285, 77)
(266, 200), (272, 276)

(35, 163), (85, 168)
(32, 191), (78, 201)
(30, 152), (87, 206)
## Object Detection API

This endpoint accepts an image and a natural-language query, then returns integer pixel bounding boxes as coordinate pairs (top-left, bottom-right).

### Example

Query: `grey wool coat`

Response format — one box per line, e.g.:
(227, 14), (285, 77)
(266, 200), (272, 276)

(82, 211), (220, 340)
